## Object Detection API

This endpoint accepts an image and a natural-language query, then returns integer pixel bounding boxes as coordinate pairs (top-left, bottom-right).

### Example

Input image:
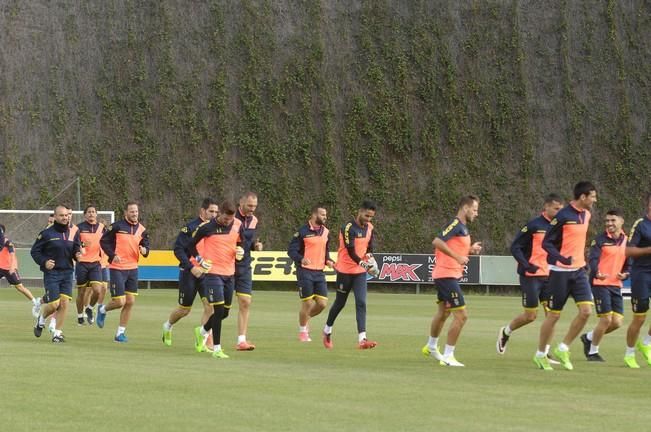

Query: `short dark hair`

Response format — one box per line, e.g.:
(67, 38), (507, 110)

(458, 195), (479, 209)
(84, 205), (96, 214)
(201, 198), (218, 210)
(311, 204), (326, 214)
(360, 200), (376, 211)
(573, 181), (596, 200)
(544, 193), (563, 205)
(125, 201), (139, 210)
(220, 200), (237, 215)
(606, 208), (624, 218)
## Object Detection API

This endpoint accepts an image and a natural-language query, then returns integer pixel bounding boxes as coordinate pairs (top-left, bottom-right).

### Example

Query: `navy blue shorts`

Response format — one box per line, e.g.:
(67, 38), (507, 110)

(297, 268), (328, 300)
(44, 269), (74, 303)
(631, 269), (651, 314)
(591, 285), (624, 317)
(76, 261), (102, 286)
(547, 269), (593, 312)
(335, 272), (367, 294)
(0, 268), (21, 285)
(202, 274), (234, 306)
(235, 264), (253, 297)
(178, 268), (208, 308)
(434, 278), (466, 310)
(109, 268), (139, 298)
(520, 276), (550, 309)
(101, 268), (110, 283)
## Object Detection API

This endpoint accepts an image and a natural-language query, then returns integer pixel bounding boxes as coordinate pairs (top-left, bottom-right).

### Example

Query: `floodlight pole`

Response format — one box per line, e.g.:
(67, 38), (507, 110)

(76, 176), (81, 211)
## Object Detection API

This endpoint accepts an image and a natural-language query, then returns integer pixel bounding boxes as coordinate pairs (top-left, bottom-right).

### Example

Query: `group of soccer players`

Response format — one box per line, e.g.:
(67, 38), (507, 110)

(4, 182), (651, 369)
(491, 182), (651, 370)
(27, 202), (149, 342)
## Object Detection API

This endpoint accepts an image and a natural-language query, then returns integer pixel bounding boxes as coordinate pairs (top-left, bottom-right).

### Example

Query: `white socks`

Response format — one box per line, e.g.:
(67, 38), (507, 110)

(163, 321), (172, 331)
(626, 346), (636, 356)
(557, 342), (569, 352)
(428, 336), (439, 350)
(443, 344), (455, 357)
(358, 332), (367, 342)
(299, 326), (307, 333)
(589, 344), (599, 355)
(644, 334), (651, 346)
(238, 335), (247, 344)
(323, 325), (333, 335)
(504, 325), (513, 336)
(116, 326), (126, 336)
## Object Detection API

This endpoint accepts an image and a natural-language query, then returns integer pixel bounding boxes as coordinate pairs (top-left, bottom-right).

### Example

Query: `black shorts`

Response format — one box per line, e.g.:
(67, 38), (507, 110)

(297, 268), (328, 300)
(101, 267), (110, 283)
(109, 268), (139, 298)
(335, 272), (367, 294)
(520, 276), (550, 309)
(591, 285), (624, 317)
(0, 268), (21, 285)
(202, 274), (234, 306)
(44, 269), (74, 303)
(235, 264), (253, 297)
(178, 268), (208, 308)
(631, 269), (651, 314)
(434, 278), (466, 310)
(547, 269), (593, 312)
(76, 261), (102, 286)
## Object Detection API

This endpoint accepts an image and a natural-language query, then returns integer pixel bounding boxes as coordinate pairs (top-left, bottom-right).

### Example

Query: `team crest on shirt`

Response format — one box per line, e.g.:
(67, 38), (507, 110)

(550, 219), (558, 225)
(181, 226), (188, 234)
(293, 232), (299, 238)
(521, 226), (528, 233)
(590, 240), (596, 247)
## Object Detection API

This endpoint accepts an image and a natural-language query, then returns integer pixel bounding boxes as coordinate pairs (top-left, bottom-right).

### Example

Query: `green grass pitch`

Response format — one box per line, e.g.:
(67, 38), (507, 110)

(1, 288), (650, 431)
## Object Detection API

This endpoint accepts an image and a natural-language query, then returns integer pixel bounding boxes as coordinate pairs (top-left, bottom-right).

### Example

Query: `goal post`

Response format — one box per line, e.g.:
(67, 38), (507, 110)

(0, 209), (115, 284)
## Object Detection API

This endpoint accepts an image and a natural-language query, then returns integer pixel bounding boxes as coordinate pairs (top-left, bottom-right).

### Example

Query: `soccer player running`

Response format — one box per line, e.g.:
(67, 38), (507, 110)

(162, 198), (219, 347)
(322, 200), (380, 350)
(534, 181), (597, 371)
(96, 201), (150, 342)
(497, 194), (563, 355)
(623, 193), (651, 368)
(95, 217), (111, 311)
(75, 205), (108, 325)
(0, 224), (41, 317)
(578, 209), (630, 362)
(233, 192), (263, 351)
(188, 201), (243, 359)
(31, 205), (82, 342)
(422, 195), (482, 367)
(288, 205), (335, 342)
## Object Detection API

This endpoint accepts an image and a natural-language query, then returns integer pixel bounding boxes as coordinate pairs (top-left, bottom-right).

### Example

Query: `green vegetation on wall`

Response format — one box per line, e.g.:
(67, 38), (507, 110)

(1, 0), (650, 251)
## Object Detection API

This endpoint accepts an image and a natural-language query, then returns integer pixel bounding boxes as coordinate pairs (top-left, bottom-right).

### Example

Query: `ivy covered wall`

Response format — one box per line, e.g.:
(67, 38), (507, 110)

(1, 0), (650, 251)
